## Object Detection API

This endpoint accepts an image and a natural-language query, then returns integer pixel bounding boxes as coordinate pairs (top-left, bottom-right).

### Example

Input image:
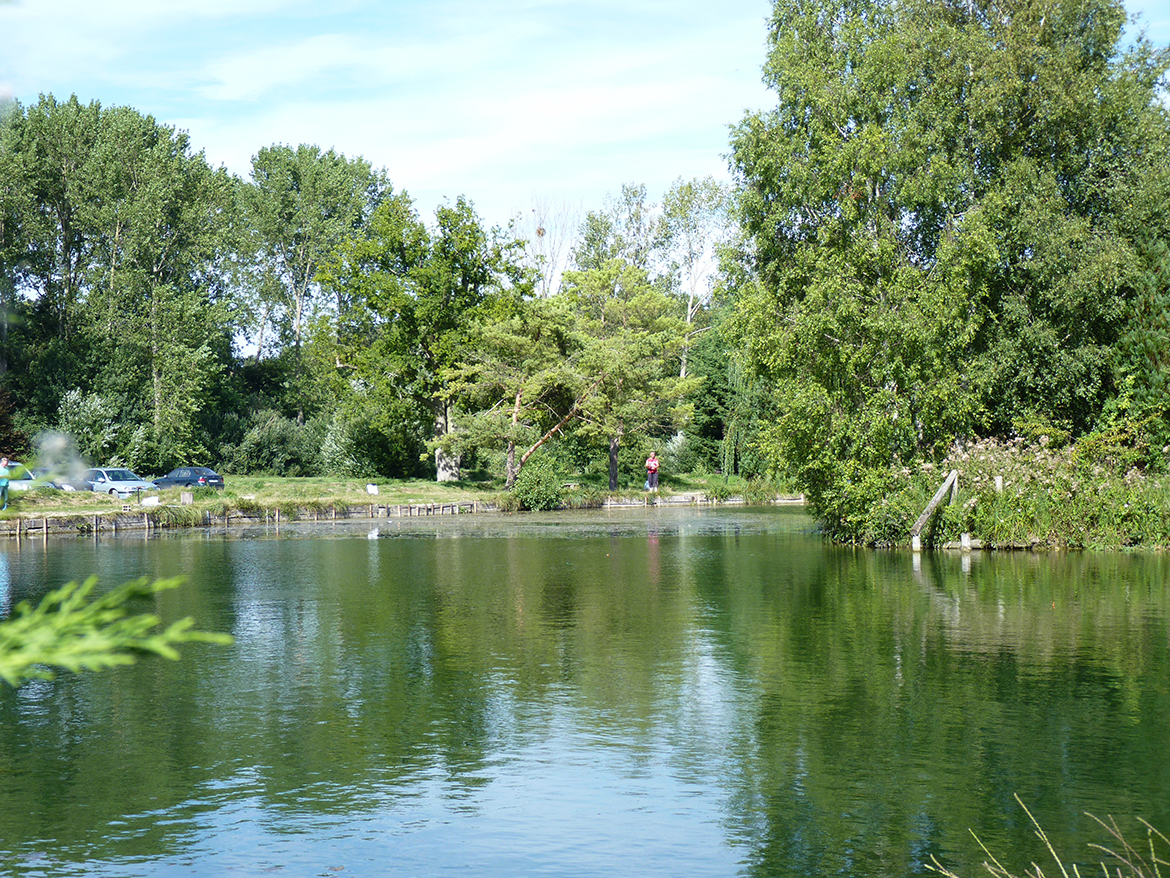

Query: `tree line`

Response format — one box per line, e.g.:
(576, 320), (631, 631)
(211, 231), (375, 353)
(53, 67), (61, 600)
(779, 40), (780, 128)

(0, 96), (747, 488)
(2, 0), (1169, 532)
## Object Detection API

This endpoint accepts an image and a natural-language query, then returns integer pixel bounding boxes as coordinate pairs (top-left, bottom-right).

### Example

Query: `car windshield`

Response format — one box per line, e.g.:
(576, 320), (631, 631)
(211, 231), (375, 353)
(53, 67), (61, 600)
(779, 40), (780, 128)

(8, 464), (33, 479)
(108, 470), (141, 481)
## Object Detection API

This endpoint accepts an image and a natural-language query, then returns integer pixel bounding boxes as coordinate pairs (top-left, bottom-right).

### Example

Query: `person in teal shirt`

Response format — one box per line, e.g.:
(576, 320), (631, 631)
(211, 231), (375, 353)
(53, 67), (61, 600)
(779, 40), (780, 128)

(0, 456), (9, 510)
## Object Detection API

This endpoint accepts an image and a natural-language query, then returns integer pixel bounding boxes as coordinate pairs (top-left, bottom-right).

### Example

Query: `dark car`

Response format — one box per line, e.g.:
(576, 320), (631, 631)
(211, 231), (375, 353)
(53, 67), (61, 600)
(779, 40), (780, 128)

(31, 466), (92, 491)
(154, 466), (225, 490)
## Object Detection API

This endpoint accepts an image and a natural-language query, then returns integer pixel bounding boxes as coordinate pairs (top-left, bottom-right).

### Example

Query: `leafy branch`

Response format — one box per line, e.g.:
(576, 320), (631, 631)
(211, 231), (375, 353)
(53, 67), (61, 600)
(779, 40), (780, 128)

(0, 576), (232, 686)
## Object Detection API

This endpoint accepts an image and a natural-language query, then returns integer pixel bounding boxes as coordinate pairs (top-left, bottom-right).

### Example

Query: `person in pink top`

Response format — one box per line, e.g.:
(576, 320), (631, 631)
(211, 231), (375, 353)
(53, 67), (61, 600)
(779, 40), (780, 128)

(645, 452), (659, 492)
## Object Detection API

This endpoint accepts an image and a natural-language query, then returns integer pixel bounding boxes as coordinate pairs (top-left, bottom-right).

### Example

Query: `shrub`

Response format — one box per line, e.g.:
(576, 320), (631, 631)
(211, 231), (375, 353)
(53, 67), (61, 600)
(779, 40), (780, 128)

(223, 410), (326, 476)
(740, 477), (780, 506)
(510, 455), (563, 511)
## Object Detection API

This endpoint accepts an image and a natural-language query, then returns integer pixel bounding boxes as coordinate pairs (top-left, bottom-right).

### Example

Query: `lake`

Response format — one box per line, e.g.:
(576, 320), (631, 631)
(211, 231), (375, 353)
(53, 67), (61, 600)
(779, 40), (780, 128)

(1, 506), (1168, 877)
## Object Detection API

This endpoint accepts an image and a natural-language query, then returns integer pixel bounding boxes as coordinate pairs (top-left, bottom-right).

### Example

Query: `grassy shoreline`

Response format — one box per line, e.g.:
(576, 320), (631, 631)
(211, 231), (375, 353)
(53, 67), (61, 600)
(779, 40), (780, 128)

(845, 435), (1170, 550)
(0, 472), (793, 528)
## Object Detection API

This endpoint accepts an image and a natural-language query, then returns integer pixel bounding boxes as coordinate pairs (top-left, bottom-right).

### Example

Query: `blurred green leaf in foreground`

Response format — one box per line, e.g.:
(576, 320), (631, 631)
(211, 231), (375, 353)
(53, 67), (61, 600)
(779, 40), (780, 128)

(0, 576), (233, 686)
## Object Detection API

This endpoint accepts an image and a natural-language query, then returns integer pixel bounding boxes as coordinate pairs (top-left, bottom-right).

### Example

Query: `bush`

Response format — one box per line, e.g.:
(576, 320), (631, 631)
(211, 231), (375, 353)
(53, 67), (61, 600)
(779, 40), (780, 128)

(510, 455), (563, 511)
(222, 410), (326, 476)
(740, 477), (780, 506)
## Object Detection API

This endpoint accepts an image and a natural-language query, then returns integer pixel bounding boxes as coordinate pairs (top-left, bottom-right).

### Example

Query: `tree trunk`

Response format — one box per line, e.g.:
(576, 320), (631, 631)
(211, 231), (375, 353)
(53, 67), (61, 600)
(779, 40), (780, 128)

(434, 401), (460, 482)
(505, 439), (518, 488)
(608, 433), (621, 491)
(504, 388), (523, 488)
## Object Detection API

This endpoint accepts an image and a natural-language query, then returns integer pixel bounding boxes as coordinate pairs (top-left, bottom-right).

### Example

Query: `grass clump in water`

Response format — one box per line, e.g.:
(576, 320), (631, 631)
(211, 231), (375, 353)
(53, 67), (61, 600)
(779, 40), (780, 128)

(927, 795), (1169, 878)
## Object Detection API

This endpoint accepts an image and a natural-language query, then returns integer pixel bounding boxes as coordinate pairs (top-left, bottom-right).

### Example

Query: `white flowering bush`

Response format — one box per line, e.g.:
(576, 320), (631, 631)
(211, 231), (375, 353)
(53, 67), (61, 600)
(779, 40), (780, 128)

(874, 432), (1170, 548)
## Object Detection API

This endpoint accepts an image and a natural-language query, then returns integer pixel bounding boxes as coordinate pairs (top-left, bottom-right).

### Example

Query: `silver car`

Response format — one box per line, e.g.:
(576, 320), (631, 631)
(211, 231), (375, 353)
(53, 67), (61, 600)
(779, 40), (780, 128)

(84, 467), (158, 499)
(6, 462), (42, 492)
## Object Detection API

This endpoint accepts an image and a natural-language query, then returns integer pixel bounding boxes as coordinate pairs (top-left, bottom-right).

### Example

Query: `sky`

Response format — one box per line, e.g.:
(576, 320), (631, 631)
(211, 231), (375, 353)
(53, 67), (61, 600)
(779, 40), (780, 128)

(3, 0), (1170, 229)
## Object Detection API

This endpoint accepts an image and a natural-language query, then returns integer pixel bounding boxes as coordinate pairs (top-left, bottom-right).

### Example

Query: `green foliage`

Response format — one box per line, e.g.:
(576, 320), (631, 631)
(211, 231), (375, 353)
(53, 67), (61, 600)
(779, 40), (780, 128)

(509, 453), (563, 511)
(0, 576), (232, 686)
(56, 389), (124, 464)
(441, 293), (583, 486)
(828, 430), (1170, 548)
(148, 506), (205, 528)
(1, 95), (238, 472)
(321, 193), (529, 481)
(222, 410), (326, 476)
(739, 477), (781, 506)
(563, 257), (701, 489)
(729, 0), (1170, 534)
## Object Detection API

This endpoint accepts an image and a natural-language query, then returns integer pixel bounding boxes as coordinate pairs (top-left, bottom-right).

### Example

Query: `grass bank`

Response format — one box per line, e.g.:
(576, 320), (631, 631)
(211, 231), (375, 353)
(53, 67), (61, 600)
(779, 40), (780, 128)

(0, 472), (789, 524)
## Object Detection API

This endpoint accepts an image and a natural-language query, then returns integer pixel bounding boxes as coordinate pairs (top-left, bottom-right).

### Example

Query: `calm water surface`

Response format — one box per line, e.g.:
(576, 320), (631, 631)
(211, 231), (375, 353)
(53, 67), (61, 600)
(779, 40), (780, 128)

(1, 507), (1168, 877)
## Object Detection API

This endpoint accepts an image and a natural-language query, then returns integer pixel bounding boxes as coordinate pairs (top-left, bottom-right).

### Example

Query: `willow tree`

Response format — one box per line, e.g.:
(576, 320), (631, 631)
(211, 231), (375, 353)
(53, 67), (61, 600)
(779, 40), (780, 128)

(729, 0), (1170, 533)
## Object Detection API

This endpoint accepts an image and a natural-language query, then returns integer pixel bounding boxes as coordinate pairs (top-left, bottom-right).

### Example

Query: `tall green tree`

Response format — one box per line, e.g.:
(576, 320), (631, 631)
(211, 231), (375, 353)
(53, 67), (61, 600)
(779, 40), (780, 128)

(1, 96), (103, 417)
(7, 95), (101, 346)
(81, 106), (237, 469)
(443, 294), (590, 487)
(242, 144), (386, 423)
(562, 258), (699, 490)
(0, 98), (26, 379)
(729, 0), (1170, 533)
(323, 195), (528, 480)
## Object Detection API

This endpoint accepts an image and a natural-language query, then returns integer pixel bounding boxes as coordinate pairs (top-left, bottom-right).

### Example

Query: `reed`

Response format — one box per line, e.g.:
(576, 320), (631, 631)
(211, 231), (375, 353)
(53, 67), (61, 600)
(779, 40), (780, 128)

(927, 795), (1169, 878)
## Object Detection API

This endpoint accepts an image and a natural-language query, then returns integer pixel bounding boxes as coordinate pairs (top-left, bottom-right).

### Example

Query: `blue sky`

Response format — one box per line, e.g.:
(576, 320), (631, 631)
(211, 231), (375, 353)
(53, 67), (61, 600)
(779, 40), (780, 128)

(3, 0), (1169, 228)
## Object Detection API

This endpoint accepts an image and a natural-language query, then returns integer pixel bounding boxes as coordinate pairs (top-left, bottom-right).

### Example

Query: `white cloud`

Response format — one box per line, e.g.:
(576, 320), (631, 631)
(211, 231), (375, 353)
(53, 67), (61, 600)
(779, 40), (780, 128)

(3, 0), (773, 224)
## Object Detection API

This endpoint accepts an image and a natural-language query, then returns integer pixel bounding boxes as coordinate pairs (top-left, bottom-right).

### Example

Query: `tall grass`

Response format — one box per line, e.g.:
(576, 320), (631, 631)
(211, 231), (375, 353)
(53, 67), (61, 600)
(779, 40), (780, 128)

(927, 795), (1169, 878)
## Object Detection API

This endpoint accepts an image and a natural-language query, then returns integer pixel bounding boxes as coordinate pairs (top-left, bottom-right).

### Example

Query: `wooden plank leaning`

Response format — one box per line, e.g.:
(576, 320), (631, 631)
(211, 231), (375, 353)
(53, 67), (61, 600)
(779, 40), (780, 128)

(910, 469), (959, 538)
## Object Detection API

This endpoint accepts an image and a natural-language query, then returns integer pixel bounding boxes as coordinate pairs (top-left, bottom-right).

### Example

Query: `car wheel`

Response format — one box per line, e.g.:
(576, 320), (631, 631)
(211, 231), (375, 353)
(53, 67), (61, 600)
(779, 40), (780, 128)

(108, 488), (119, 496)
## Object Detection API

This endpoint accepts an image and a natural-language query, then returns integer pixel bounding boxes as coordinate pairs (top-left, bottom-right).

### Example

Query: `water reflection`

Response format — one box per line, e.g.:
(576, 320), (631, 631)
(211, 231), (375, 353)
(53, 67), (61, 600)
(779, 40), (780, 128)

(0, 508), (1167, 878)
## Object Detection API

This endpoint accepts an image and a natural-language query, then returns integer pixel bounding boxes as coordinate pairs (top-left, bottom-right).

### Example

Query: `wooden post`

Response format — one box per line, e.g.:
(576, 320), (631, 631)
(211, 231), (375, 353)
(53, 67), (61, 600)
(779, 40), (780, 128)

(910, 469), (959, 539)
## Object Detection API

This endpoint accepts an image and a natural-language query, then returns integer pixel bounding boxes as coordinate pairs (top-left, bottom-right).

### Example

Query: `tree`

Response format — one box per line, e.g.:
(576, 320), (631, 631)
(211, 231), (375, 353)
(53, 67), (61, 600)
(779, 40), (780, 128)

(0, 98), (26, 379)
(0, 96), (104, 418)
(660, 176), (731, 378)
(562, 258), (700, 490)
(571, 183), (664, 274)
(728, 0), (1170, 533)
(0, 97), (238, 469)
(242, 144), (387, 423)
(444, 294), (592, 487)
(5, 95), (101, 345)
(81, 105), (237, 470)
(323, 195), (529, 481)
(512, 197), (581, 299)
